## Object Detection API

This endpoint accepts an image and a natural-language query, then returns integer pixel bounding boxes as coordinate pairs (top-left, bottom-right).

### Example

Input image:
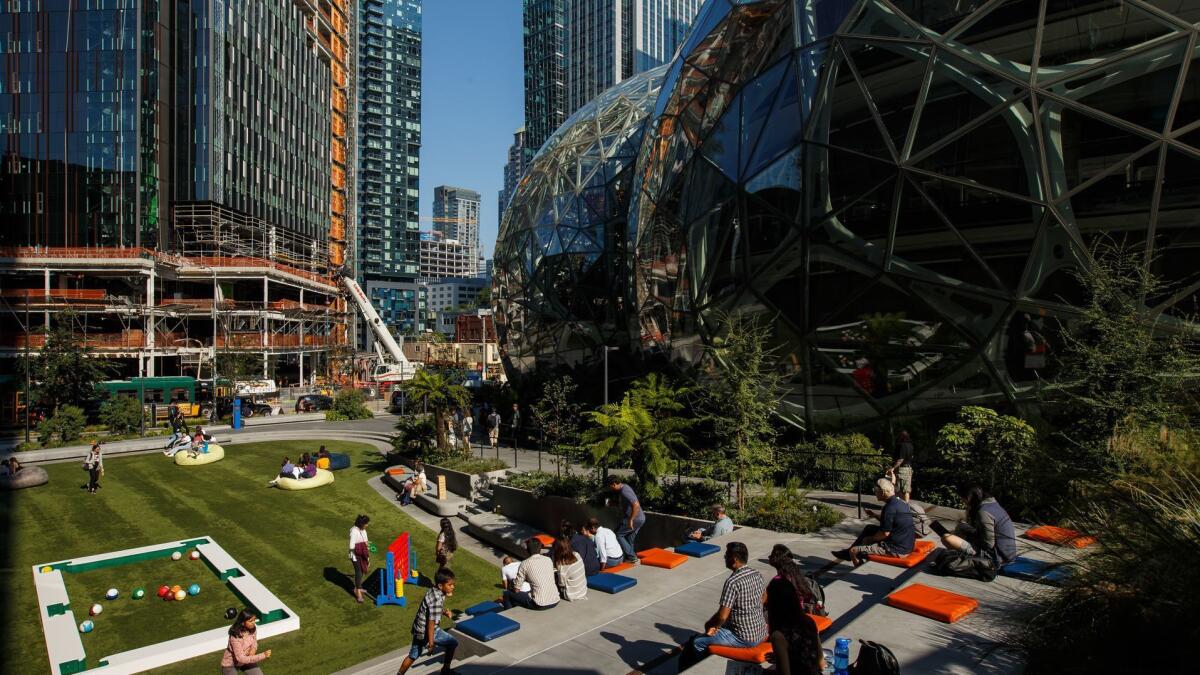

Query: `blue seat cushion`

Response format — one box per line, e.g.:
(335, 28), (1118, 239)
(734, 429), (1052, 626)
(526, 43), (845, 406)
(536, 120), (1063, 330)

(327, 452), (351, 470)
(465, 600), (503, 616)
(1001, 557), (1069, 584)
(455, 613), (520, 642)
(675, 541), (721, 558)
(587, 573), (637, 594)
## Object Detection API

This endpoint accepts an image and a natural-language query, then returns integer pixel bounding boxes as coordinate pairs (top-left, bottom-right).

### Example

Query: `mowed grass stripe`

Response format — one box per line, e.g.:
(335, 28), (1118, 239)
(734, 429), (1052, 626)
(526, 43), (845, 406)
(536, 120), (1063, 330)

(3, 441), (499, 675)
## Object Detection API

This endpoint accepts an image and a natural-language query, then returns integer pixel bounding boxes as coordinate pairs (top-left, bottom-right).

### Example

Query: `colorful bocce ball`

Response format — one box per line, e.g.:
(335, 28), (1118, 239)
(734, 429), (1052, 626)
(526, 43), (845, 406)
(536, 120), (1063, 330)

(89, 604), (102, 616)
(40, 566), (52, 573)
(157, 585), (171, 598)
(132, 588), (145, 600)
(189, 550), (200, 560)
(171, 551), (182, 561)
(174, 589), (187, 601)
(105, 588), (119, 600)
(171, 584), (182, 594)
(79, 620), (94, 633)
(224, 607), (238, 620)
(187, 584), (200, 596)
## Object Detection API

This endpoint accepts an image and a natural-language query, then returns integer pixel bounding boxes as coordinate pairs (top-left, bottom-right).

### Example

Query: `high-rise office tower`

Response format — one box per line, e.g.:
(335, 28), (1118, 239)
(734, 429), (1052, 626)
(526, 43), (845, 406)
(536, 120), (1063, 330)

(499, 127), (528, 220)
(432, 186), (481, 276)
(0, 1), (353, 384)
(358, 0), (423, 335)
(522, 0), (568, 161)
(566, 0), (701, 114)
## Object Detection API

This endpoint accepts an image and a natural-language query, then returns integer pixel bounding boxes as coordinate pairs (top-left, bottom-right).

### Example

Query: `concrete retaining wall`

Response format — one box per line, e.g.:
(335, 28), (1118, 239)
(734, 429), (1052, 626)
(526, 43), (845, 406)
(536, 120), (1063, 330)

(491, 483), (713, 550)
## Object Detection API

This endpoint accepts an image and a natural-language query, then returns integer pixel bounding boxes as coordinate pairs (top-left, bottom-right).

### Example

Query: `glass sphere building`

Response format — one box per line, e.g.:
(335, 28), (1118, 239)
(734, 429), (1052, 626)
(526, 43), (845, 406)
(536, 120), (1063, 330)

(499, 0), (1200, 429)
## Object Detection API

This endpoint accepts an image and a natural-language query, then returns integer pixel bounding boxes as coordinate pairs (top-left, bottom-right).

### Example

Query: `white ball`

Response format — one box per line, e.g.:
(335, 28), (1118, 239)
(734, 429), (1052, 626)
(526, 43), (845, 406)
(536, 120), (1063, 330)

(171, 551), (182, 561)
(105, 588), (118, 600)
(189, 550), (200, 560)
(174, 589), (187, 601)
(90, 603), (102, 616)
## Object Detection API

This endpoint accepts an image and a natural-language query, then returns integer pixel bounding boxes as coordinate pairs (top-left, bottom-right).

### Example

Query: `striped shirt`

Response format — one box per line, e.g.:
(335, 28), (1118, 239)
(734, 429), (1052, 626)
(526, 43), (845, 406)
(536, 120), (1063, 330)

(720, 565), (768, 644)
(411, 587), (446, 638)
(515, 554), (559, 607)
(556, 554), (588, 601)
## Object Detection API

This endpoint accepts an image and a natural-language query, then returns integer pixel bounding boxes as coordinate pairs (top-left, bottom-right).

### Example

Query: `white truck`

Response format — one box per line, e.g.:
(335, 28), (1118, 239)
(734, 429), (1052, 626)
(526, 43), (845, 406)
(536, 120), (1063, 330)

(336, 268), (419, 387)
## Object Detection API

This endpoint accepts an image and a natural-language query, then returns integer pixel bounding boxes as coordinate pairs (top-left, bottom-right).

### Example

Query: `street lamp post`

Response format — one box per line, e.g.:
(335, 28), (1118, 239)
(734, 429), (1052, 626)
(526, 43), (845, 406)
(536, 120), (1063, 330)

(603, 346), (619, 406)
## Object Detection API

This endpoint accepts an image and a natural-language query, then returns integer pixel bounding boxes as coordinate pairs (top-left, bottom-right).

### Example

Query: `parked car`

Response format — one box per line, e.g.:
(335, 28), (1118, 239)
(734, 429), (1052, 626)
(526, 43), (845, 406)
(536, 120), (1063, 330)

(295, 394), (334, 413)
(200, 397), (273, 421)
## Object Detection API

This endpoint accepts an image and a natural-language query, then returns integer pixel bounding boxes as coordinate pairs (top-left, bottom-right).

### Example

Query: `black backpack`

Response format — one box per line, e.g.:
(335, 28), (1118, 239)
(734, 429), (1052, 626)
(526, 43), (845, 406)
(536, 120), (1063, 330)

(799, 572), (828, 616)
(850, 640), (900, 675)
(930, 549), (997, 582)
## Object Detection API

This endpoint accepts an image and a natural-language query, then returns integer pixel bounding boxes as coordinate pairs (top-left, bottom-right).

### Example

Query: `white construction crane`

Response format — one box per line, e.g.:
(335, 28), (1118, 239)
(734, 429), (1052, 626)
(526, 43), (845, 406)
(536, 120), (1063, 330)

(335, 267), (419, 383)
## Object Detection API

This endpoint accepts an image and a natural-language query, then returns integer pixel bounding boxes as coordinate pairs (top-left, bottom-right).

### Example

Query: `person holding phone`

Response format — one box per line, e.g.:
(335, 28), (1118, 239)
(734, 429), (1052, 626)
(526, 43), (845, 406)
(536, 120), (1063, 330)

(934, 485), (1017, 567)
(831, 478), (914, 566)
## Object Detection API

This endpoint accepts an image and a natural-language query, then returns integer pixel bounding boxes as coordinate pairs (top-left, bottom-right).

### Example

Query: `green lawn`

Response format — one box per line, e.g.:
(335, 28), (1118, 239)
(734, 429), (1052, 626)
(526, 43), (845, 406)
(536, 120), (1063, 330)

(0, 440), (499, 674)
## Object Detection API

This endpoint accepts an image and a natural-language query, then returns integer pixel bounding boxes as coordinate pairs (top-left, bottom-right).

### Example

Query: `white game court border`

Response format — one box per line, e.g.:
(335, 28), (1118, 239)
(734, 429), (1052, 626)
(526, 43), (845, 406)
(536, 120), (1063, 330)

(32, 535), (300, 675)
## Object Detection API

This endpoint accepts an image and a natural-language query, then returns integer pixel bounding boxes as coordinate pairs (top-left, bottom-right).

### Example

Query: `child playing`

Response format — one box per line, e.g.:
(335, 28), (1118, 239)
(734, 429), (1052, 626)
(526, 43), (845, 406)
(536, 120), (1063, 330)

(395, 568), (459, 675)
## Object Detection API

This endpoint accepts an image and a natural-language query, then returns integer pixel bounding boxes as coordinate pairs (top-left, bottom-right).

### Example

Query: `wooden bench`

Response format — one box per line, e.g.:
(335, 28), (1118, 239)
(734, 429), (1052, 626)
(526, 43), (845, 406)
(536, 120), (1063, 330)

(197, 542), (240, 581)
(229, 574), (288, 623)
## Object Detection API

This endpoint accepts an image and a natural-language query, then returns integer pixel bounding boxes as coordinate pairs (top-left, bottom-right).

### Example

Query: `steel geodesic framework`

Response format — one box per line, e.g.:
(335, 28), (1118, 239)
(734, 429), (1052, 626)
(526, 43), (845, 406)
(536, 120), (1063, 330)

(494, 66), (667, 382)
(628, 0), (1200, 430)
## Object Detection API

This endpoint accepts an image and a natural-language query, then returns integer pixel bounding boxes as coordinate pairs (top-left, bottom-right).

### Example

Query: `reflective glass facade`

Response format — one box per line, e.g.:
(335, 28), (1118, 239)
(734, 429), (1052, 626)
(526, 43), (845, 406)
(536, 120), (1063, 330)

(502, 0), (1200, 430)
(495, 66), (665, 379)
(523, 0), (568, 160)
(358, 0), (422, 281)
(1, 1), (168, 248)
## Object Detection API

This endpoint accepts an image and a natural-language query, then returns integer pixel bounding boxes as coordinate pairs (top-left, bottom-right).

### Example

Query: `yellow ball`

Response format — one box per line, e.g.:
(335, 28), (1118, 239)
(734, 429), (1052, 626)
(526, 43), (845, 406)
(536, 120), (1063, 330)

(40, 566), (52, 573)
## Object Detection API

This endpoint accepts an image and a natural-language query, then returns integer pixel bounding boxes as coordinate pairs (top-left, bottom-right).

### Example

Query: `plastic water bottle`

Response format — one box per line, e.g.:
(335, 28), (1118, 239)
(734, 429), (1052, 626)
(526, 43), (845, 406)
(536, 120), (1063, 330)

(834, 637), (852, 675)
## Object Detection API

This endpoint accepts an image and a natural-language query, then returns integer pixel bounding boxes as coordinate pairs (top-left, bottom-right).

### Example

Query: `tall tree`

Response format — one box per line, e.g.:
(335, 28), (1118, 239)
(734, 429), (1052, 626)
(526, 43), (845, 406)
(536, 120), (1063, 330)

(701, 312), (788, 508)
(583, 392), (689, 499)
(401, 369), (470, 451)
(22, 311), (110, 412)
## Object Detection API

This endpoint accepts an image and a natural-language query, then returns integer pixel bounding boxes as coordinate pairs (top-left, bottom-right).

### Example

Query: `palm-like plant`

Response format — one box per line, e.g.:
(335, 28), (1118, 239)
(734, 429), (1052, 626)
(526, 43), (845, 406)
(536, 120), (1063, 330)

(583, 392), (690, 499)
(401, 369), (470, 451)
(628, 372), (692, 418)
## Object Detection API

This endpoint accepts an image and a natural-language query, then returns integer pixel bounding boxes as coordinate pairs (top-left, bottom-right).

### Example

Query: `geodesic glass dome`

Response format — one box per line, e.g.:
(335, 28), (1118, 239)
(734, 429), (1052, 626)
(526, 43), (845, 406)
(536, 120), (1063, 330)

(629, 0), (1200, 430)
(494, 65), (667, 383)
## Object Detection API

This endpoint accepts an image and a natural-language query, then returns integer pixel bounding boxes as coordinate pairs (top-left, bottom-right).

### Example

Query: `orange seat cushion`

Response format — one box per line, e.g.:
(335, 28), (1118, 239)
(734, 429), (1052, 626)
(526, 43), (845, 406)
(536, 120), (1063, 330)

(867, 539), (936, 567)
(1025, 525), (1096, 548)
(385, 468), (408, 476)
(809, 614), (832, 633)
(636, 548), (688, 569)
(886, 583), (979, 623)
(600, 561), (635, 574)
(708, 640), (773, 663)
(532, 533), (556, 548)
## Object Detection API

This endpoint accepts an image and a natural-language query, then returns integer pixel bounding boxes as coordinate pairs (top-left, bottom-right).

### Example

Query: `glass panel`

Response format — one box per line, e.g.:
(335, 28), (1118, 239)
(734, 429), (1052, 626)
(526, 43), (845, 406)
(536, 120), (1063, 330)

(825, 45), (894, 160)
(739, 56), (791, 179)
(890, 178), (1006, 292)
(845, 0), (926, 40)
(1063, 145), (1159, 243)
(1173, 52), (1200, 131)
(848, 41), (931, 157)
(1038, 0), (1181, 74)
(888, 0), (985, 35)
(700, 96), (742, 179)
(947, 0), (1042, 68)
(916, 98), (1041, 197)
(911, 50), (1027, 157)
(1041, 100), (1158, 199)
(1063, 39), (1187, 134)
(1158, 146), (1200, 214)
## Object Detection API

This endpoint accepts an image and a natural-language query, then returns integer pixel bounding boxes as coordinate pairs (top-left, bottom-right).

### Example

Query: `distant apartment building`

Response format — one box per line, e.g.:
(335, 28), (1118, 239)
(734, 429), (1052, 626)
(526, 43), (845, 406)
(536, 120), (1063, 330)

(358, 0), (423, 338)
(418, 232), (475, 280)
(426, 277), (490, 313)
(432, 186), (481, 276)
(499, 127), (528, 220)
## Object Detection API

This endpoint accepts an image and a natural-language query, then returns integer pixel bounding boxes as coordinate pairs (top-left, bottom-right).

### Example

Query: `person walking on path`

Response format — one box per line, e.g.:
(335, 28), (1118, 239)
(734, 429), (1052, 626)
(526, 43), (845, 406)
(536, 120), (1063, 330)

(487, 409), (501, 450)
(607, 476), (645, 563)
(220, 609), (272, 674)
(887, 431), (915, 502)
(84, 442), (103, 494)
(395, 568), (460, 675)
(677, 542), (768, 672)
(349, 515), (371, 604)
(509, 403), (522, 449)
(461, 411), (474, 450)
(436, 518), (458, 569)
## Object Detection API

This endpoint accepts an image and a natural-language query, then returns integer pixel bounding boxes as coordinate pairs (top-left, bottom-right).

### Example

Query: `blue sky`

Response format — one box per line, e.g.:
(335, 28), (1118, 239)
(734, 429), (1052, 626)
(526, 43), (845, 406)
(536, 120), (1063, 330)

(418, 0), (525, 259)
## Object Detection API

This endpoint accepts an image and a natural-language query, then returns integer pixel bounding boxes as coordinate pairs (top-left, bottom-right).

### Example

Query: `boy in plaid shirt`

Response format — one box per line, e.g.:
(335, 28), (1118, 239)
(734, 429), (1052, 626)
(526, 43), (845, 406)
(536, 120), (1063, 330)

(396, 568), (459, 675)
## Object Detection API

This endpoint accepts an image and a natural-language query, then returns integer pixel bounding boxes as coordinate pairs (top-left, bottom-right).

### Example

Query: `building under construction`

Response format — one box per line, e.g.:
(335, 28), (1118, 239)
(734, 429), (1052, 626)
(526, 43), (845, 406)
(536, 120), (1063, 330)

(0, 1), (357, 387)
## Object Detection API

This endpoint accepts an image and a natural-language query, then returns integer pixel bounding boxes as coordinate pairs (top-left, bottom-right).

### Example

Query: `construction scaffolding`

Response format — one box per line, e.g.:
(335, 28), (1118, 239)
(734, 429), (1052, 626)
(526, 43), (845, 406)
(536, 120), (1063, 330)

(174, 202), (332, 277)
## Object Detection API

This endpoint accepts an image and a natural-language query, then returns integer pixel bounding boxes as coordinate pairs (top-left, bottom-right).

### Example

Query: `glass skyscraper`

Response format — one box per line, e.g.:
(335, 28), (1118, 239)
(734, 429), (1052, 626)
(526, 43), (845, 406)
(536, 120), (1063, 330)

(357, 0), (422, 335)
(523, 0), (568, 161)
(499, 127), (528, 220)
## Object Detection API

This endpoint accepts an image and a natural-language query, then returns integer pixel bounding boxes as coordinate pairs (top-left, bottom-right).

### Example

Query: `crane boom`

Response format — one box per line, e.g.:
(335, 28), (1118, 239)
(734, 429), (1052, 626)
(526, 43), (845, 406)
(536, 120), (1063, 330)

(336, 270), (417, 381)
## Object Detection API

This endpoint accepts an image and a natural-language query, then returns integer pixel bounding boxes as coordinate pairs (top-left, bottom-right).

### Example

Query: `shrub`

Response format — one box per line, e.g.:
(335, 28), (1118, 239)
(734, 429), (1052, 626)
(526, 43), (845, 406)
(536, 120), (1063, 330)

(503, 471), (601, 504)
(732, 480), (844, 533)
(436, 457), (508, 474)
(326, 388), (372, 421)
(935, 406), (1038, 509)
(785, 433), (884, 492)
(38, 405), (86, 444)
(647, 479), (729, 519)
(392, 415), (436, 456)
(1022, 473), (1200, 673)
(99, 396), (144, 435)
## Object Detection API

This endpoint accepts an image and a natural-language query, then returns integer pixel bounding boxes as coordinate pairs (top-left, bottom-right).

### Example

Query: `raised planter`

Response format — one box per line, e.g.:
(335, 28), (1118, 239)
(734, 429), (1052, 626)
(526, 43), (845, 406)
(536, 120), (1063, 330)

(388, 453), (506, 500)
(491, 483), (713, 550)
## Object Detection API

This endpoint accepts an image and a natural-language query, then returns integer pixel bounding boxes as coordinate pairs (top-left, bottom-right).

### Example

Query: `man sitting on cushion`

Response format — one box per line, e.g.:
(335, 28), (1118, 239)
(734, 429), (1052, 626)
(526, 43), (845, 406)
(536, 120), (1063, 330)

(831, 478), (915, 566)
(587, 518), (624, 570)
(677, 542), (768, 672)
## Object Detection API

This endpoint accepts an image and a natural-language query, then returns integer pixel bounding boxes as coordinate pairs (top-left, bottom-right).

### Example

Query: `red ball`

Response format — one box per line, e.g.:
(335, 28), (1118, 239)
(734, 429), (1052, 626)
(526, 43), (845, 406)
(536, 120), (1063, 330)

(157, 585), (170, 598)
